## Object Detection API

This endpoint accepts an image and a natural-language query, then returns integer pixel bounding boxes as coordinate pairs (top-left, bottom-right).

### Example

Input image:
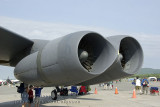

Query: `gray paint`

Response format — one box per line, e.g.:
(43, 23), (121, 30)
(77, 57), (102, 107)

(78, 35), (143, 85)
(0, 27), (33, 66)
(14, 31), (116, 86)
(0, 26), (143, 87)
(14, 52), (43, 86)
(30, 39), (50, 54)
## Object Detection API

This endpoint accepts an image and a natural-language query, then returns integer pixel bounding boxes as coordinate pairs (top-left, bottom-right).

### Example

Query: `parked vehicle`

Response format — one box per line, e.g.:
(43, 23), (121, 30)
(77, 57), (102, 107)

(148, 77), (157, 81)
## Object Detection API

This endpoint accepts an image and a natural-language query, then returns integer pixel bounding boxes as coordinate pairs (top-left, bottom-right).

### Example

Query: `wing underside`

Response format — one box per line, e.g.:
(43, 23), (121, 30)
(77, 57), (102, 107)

(0, 27), (33, 66)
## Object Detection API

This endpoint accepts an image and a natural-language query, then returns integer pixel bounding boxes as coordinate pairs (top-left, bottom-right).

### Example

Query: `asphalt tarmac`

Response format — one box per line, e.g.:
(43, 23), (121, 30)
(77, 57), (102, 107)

(0, 81), (160, 107)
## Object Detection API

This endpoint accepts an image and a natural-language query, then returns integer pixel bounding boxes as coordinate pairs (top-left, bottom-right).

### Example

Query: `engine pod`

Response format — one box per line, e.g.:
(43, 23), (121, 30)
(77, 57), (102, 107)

(107, 35), (143, 74)
(40, 31), (116, 86)
(78, 35), (143, 85)
(14, 31), (116, 86)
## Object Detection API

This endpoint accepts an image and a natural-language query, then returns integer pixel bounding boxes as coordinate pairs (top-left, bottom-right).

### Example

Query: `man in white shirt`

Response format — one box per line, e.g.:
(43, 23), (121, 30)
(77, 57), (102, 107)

(135, 77), (142, 94)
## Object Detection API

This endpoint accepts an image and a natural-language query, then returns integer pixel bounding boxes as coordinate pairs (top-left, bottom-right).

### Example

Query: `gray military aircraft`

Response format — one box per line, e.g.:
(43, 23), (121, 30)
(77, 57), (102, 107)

(0, 26), (143, 100)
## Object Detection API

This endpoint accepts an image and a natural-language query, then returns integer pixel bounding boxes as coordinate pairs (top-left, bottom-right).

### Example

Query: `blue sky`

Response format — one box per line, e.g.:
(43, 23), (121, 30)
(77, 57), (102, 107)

(0, 0), (160, 79)
(0, 0), (160, 34)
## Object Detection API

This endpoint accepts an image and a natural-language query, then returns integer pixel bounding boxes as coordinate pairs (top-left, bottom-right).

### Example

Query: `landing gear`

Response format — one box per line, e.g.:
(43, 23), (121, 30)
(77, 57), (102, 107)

(51, 87), (60, 100)
(51, 89), (57, 100)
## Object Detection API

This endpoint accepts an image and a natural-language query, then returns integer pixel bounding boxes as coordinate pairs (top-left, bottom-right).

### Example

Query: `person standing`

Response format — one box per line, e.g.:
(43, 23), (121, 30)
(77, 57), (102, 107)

(21, 87), (29, 107)
(103, 83), (107, 90)
(141, 77), (149, 95)
(109, 81), (113, 90)
(28, 85), (33, 107)
(34, 87), (43, 107)
(135, 77), (142, 94)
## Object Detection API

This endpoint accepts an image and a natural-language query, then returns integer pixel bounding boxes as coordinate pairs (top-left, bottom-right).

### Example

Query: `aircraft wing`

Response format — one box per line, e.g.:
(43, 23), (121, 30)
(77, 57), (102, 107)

(0, 27), (34, 66)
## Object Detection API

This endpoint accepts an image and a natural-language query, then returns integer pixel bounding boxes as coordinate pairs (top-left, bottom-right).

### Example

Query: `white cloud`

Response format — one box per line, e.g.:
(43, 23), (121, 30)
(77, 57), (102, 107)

(128, 33), (160, 68)
(0, 16), (120, 40)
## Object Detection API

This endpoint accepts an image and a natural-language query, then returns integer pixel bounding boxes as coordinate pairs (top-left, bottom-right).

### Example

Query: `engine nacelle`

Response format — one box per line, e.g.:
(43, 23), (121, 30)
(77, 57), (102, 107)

(14, 31), (116, 86)
(78, 35), (143, 85)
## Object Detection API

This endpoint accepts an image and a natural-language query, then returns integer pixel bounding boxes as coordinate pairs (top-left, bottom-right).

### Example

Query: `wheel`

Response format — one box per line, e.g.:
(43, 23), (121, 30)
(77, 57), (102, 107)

(51, 89), (57, 100)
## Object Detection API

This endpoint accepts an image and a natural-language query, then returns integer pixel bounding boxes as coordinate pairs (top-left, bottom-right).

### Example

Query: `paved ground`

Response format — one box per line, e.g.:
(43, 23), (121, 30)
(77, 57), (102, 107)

(0, 81), (160, 107)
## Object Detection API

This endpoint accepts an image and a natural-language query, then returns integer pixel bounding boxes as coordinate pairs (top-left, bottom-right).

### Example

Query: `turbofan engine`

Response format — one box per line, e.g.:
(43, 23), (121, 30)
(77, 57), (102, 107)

(14, 31), (116, 86)
(78, 35), (143, 85)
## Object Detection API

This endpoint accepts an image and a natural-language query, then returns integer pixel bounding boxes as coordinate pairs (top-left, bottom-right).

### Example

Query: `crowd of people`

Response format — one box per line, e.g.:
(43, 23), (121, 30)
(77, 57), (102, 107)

(133, 77), (149, 95)
(15, 78), (155, 107)
(17, 83), (43, 107)
(99, 81), (113, 90)
(17, 83), (91, 107)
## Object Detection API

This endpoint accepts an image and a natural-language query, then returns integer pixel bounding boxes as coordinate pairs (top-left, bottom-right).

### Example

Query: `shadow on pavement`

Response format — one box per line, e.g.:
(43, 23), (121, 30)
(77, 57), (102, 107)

(0, 94), (102, 107)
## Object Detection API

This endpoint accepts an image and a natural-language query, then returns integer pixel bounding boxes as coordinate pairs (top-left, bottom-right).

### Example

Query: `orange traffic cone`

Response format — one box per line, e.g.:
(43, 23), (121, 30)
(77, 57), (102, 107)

(115, 87), (118, 94)
(94, 88), (97, 94)
(132, 89), (136, 98)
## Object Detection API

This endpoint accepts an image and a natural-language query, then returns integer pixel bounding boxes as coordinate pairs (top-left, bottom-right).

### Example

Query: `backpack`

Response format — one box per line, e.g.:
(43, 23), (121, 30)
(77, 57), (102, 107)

(17, 86), (24, 93)
(17, 83), (24, 93)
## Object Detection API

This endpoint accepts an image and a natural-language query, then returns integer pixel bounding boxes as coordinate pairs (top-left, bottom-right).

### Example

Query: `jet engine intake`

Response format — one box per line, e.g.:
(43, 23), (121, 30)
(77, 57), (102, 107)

(78, 35), (143, 85)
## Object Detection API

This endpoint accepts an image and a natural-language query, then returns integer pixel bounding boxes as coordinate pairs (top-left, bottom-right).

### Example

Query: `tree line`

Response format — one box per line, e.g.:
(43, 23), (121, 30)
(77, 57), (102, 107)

(130, 74), (160, 78)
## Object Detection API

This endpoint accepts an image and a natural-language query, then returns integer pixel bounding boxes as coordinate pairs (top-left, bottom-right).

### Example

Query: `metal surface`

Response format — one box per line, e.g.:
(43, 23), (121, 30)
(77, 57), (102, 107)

(14, 31), (116, 86)
(78, 35), (143, 85)
(0, 26), (143, 86)
(0, 27), (33, 66)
